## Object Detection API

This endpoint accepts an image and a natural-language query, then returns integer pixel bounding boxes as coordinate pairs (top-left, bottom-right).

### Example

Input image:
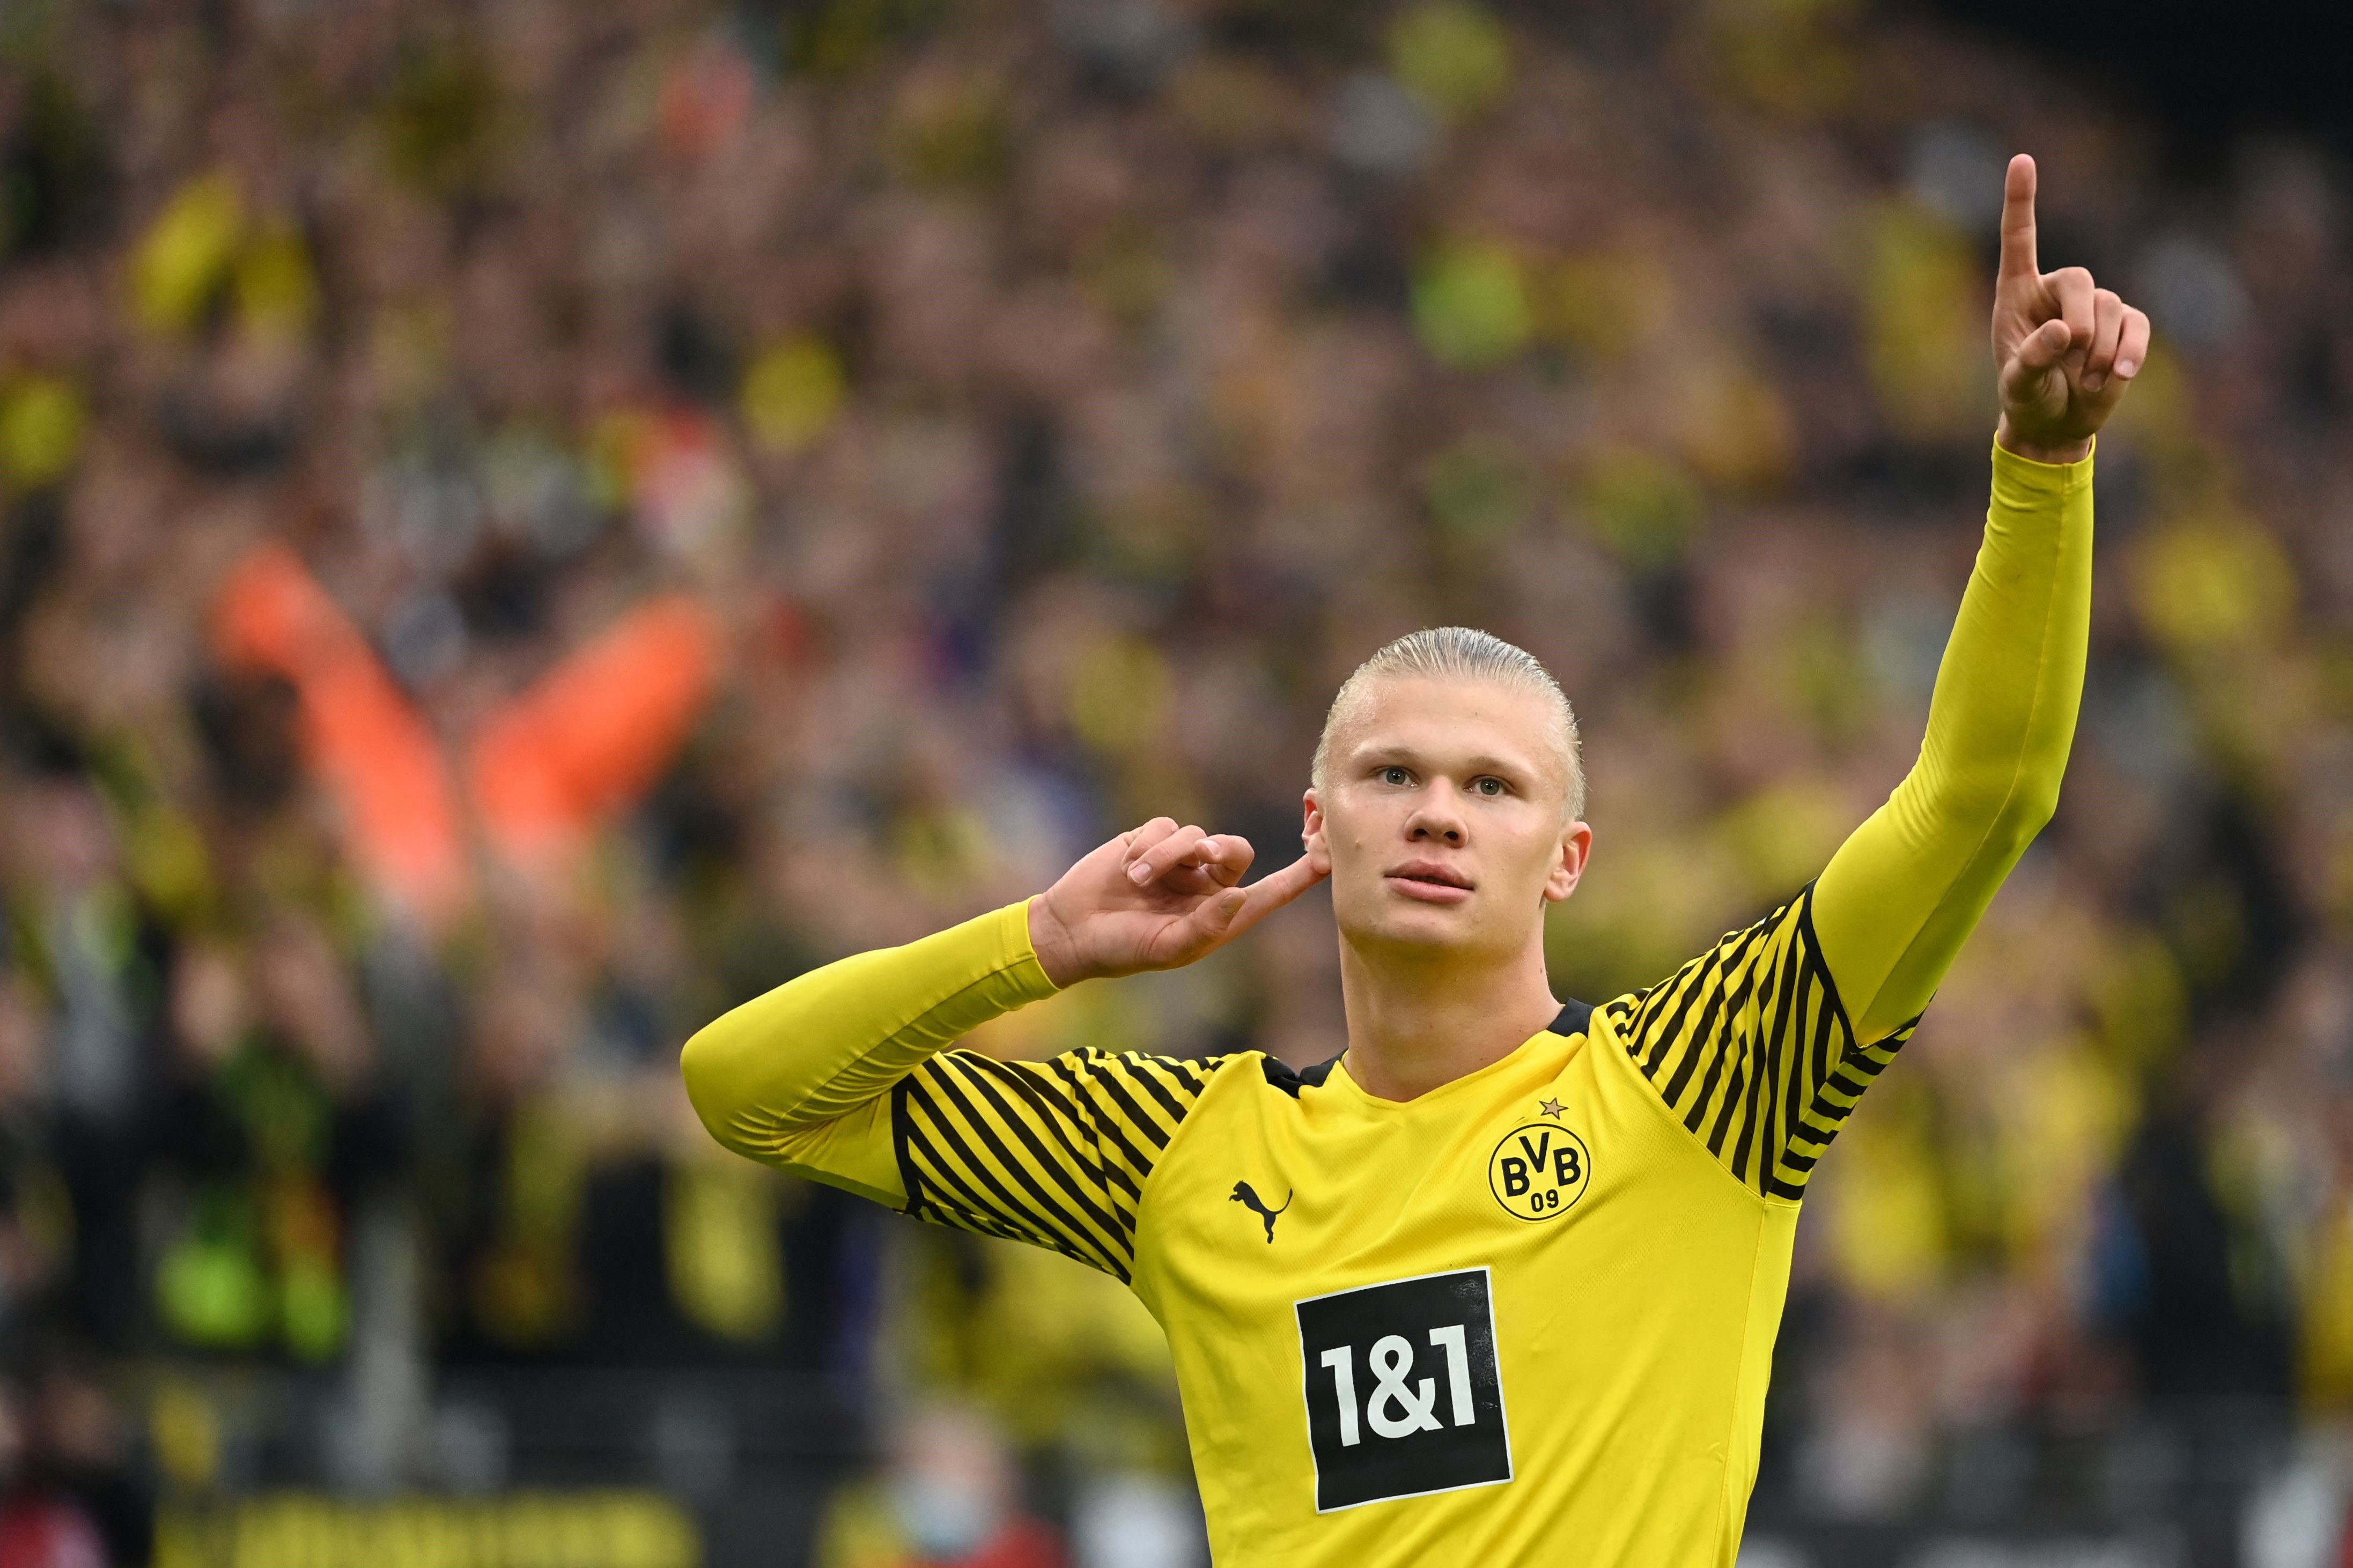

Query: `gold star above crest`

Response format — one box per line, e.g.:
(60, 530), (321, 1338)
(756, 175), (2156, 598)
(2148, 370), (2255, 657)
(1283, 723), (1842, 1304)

(1538, 1099), (1565, 1119)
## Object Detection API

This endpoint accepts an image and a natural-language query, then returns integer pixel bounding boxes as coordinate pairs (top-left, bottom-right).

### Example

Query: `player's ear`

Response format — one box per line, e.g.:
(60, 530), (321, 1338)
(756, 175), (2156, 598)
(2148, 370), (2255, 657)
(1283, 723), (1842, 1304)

(1543, 821), (1591, 904)
(1302, 789), (1332, 875)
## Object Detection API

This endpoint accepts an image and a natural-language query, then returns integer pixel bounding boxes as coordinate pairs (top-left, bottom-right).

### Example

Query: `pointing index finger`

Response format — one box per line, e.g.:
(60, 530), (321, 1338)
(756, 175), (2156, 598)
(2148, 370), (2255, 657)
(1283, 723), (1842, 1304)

(1229, 854), (1328, 933)
(1998, 153), (2038, 285)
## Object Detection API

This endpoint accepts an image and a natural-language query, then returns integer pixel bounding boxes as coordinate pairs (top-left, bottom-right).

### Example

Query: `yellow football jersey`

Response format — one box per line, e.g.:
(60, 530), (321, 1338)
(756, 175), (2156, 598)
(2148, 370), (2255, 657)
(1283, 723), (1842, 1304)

(697, 887), (1911, 1565)
(684, 444), (2093, 1565)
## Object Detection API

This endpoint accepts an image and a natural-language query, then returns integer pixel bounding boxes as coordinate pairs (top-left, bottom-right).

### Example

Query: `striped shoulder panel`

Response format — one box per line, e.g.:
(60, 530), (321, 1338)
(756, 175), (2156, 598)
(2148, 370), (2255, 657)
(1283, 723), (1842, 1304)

(1605, 880), (1923, 1201)
(890, 1046), (1229, 1283)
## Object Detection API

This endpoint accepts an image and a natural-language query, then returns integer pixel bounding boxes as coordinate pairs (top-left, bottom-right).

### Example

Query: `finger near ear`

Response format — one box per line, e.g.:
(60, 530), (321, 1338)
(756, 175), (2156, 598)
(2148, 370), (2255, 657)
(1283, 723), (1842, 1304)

(1219, 855), (1325, 938)
(1185, 886), (1251, 945)
(1264, 853), (1330, 900)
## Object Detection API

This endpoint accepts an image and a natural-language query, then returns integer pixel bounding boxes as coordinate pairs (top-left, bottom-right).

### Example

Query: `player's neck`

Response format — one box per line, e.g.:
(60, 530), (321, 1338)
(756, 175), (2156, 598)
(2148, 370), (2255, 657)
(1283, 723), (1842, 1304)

(1335, 935), (1561, 1103)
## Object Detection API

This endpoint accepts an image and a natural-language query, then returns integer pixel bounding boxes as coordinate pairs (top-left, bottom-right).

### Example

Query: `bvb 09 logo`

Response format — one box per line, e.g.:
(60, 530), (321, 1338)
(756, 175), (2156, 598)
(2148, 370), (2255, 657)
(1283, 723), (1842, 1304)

(1487, 1123), (1591, 1222)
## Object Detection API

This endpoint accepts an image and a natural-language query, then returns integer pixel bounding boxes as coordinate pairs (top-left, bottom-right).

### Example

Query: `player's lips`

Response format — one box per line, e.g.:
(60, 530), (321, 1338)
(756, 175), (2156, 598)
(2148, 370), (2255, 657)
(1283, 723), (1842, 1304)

(1384, 860), (1474, 904)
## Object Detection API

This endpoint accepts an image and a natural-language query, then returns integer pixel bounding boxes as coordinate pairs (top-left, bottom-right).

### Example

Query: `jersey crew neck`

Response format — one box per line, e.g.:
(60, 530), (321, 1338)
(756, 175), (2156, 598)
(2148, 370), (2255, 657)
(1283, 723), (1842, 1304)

(1321, 1002), (1596, 1115)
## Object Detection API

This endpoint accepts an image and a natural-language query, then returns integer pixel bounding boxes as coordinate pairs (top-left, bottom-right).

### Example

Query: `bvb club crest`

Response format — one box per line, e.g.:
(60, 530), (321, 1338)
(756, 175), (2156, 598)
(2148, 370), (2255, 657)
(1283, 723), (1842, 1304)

(1486, 1121), (1591, 1222)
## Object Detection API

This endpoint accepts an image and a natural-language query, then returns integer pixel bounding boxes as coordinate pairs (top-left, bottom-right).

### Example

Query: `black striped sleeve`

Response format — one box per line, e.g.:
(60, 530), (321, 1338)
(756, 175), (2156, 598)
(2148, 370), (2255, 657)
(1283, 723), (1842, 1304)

(1607, 879), (1922, 1201)
(889, 1046), (1225, 1282)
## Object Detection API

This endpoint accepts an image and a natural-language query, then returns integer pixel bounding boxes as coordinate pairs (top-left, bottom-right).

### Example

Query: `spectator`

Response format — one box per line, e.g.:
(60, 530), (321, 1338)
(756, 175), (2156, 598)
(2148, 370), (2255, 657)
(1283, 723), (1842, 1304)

(816, 1405), (1063, 1568)
(0, 0), (2345, 1548)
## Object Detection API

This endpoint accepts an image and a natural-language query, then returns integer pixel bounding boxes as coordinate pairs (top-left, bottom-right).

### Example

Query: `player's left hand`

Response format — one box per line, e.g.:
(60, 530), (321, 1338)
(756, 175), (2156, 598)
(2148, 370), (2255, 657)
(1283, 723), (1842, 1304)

(1991, 153), (2152, 464)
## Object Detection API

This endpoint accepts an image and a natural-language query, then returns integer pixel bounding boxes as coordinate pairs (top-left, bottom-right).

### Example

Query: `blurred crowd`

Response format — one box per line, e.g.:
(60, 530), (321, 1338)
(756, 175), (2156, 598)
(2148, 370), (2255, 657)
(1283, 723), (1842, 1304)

(1, 0), (2350, 1561)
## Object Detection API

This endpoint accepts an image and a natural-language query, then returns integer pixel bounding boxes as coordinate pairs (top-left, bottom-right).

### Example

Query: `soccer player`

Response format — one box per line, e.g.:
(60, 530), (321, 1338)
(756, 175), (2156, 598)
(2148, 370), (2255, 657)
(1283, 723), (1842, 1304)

(682, 156), (2149, 1564)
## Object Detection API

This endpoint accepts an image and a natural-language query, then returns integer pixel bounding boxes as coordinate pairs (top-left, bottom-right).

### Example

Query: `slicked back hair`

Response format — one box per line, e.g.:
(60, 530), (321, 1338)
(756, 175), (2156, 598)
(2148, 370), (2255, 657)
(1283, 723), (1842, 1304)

(1312, 627), (1585, 822)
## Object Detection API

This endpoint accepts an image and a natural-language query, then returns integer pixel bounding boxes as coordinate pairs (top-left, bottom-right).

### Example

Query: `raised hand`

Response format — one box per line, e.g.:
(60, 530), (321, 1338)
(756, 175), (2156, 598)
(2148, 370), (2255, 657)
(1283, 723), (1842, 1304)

(1027, 818), (1329, 987)
(1991, 153), (2152, 464)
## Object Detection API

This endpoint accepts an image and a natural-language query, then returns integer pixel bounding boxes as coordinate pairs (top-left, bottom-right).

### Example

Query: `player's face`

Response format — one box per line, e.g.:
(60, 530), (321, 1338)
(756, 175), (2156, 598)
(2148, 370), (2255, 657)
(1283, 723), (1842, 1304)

(1304, 677), (1590, 961)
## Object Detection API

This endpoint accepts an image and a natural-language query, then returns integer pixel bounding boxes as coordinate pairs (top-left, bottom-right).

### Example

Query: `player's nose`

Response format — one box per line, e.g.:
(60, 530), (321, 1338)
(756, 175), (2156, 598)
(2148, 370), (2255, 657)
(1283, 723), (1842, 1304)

(1404, 797), (1467, 845)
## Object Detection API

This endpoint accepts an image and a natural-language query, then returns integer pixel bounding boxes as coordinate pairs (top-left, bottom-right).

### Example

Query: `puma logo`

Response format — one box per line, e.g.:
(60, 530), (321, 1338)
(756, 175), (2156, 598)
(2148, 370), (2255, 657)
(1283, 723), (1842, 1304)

(1230, 1180), (1292, 1243)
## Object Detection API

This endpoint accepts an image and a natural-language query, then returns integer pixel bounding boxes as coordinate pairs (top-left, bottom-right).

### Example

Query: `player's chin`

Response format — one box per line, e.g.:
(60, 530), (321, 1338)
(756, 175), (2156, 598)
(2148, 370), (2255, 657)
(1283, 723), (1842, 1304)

(1353, 895), (1482, 949)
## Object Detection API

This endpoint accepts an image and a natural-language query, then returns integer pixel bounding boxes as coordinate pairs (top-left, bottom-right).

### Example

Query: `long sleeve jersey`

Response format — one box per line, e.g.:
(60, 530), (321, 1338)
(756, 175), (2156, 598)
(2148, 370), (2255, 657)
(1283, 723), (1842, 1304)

(682, 442), (2093, 1566)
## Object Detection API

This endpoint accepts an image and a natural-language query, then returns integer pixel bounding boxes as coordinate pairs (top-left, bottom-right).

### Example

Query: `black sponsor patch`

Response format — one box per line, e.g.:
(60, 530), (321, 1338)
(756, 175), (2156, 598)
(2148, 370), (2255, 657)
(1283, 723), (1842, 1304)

(1294, 1268), (1511, 1512)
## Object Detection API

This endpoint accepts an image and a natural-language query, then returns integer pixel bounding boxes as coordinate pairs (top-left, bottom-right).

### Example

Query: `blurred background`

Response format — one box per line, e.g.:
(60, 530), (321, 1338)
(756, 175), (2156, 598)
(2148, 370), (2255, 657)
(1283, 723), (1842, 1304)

(0, 0), (2346, 1564)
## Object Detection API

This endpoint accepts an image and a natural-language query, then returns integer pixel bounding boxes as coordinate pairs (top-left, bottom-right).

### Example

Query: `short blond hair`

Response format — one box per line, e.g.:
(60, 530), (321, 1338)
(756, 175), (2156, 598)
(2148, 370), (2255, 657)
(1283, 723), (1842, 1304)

(1311, 627), (1585, 820)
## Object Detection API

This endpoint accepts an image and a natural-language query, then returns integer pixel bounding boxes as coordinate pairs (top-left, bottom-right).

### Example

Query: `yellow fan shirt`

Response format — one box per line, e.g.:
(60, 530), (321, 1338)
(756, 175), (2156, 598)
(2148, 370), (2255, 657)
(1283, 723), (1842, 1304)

(684, 444), (2094, 1565)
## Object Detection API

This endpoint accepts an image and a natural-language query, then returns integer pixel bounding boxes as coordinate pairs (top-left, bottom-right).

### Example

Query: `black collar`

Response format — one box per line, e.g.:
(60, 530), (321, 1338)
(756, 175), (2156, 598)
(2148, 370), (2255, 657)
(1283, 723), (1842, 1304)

(1548, 997), (1595, 1038)
(1260, 999), (1595, 1098)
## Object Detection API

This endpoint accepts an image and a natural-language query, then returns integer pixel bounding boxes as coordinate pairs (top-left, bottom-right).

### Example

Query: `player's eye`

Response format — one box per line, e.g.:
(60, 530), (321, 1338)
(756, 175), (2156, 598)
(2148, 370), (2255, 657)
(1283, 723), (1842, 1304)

(1380, 766), (1412, 787)
(1474, 776), (1506, 797)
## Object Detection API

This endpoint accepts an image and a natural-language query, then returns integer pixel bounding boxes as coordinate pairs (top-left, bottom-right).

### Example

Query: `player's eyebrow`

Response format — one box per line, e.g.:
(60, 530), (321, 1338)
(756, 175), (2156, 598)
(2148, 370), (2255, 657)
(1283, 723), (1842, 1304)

(1458, 753), (1534, 779)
